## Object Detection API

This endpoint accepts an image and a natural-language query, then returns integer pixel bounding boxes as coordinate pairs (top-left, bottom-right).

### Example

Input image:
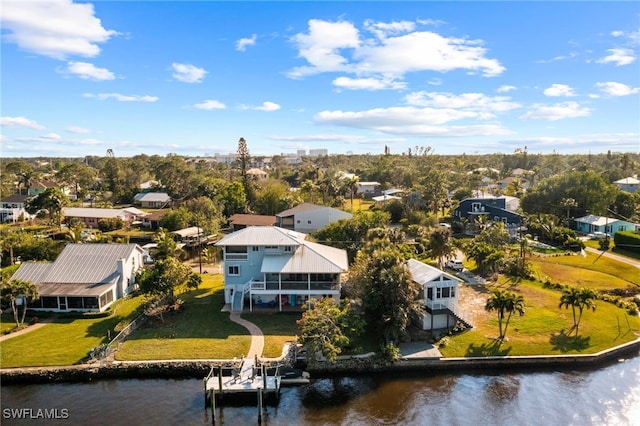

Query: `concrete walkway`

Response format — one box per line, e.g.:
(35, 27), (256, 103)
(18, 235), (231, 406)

(0, 317), (54, 342)
(228, 312), (265, 359)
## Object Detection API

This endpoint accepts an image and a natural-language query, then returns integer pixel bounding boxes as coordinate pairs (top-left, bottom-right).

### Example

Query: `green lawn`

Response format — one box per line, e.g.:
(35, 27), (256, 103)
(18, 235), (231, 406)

(0, 295), (145, 368)
(243, 312), (300, 358)
(116, 274), (250, 361)
(531, 251), (639, 288)
(441, 280), (640, 357)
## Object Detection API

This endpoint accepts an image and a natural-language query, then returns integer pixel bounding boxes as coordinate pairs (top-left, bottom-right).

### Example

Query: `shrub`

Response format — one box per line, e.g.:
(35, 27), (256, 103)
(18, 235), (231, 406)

(614, 231), (640, 254)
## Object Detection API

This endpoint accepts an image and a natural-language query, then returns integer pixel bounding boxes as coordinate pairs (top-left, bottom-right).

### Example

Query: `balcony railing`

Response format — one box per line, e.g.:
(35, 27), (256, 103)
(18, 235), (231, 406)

(246, 280), (339, 292)
(225, 253), (248, 261)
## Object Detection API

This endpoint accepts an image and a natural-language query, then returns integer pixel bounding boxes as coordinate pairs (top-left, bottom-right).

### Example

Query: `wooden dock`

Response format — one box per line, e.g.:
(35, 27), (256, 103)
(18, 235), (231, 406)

(203, 357), (281, 402)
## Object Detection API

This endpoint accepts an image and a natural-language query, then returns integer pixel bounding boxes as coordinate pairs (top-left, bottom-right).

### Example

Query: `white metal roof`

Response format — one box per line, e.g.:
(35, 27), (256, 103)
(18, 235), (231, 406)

(13, 243), (142, 286)
(260, 241), (348, 274)
(574, 215), (619, 227)
(407, 259), (458, 285)
(215, 226), (306, 246)
(63, 207), (126, 219)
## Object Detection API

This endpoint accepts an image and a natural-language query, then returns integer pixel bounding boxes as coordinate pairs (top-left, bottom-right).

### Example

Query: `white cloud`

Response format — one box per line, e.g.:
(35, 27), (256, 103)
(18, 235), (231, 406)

(0, 0), (117, 60)
(41, 133), (61, 140)
(66, 126), (91, 134)
(269, 133), (405, 146)
(0, 116), (45, 130)
(597, 48), (636, 66)
(171, 63), (207, 83)
(405, 92), (521, 113)
(254, 101), (281, 112)
(363, 19), (416, 39)
(61, 61), (115, 80)
(236, 34), (257, 51)
(333, 76), (406, 91)
(288, 20), (360, 78)
(288, 19), (505, 83)
(520, 102), (591, 121)
(543, 84), (576, 97)
(193, 100), (226, 110)
(497, 85), (516, 93)
(84, 93), (158, 102)
(596, 81), (640, 96)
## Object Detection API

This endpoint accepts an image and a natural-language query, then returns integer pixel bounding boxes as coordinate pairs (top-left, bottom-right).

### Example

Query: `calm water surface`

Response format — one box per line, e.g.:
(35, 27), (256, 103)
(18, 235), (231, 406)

(2, 354), (639, 426)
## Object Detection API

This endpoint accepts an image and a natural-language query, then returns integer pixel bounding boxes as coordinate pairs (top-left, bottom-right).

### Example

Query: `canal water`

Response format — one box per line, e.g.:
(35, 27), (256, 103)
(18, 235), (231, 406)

(2, 354), (639, 426)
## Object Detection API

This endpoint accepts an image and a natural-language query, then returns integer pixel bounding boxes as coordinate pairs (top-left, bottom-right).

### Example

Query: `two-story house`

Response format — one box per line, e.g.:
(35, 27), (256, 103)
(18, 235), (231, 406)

(407, 259), (470, 330)
(275, 203), (352, 234)
(1, 194), (32, 223)
(453, 195), (524, 235)
(11, 243), (145, 312)
(215, 226), (348, 312)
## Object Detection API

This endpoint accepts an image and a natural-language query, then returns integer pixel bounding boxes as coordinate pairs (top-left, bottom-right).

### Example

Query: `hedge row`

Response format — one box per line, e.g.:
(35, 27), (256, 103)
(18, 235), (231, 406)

(613, 231), (640, 254)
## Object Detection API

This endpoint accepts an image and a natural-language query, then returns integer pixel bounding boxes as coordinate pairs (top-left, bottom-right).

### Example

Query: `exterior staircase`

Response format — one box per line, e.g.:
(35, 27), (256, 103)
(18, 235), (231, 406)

(447, 307), (472, 329)
(232, 290), (244, 312)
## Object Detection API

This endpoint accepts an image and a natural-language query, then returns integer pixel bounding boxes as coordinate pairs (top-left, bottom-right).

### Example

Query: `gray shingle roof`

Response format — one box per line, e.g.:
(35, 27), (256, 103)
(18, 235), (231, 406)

(276, 203), (326, 217)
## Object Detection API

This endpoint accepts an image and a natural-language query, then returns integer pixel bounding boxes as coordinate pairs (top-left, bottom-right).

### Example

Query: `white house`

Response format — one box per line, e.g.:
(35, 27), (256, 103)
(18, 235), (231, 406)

(614, 176), (639, 193)
(1, 194), (32, 223)
(356, 181), (381, 195)
(215, 227), (348, 312)
(276, 203), (352, 233)
(407, 259), (470, 331)
(133, 192), (171, 208)
(11, 243), (145, 312)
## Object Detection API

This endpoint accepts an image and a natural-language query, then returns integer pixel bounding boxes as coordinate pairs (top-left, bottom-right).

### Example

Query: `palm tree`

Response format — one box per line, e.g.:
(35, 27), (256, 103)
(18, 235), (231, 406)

(345, 175), (360, 213)
(428, 227), (454, 269)
(154, 228), (183, 260)
(1, 279), (39, 327)
(485, 289), (525, 340)
(559, 287), (596, 336)
(66, 224), (84, 243)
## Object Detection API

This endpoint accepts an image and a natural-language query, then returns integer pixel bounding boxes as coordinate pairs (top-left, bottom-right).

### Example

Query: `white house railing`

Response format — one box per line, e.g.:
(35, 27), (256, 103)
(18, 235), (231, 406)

(225, 253), (248, 261)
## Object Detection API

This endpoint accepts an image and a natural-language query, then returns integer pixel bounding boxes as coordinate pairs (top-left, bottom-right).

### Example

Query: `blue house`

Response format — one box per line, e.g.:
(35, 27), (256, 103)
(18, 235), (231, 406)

(573, 215), (640, 235)
(215, 227), (348, 312)
(453, 195), (524, 234)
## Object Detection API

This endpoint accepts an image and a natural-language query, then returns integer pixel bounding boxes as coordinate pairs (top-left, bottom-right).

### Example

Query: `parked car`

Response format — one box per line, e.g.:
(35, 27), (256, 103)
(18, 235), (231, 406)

(446, 259), (464, 271)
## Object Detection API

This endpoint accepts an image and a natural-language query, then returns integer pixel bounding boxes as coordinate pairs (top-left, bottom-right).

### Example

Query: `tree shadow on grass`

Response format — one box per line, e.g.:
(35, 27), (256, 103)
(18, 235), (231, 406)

(550, 329), (591, 352)
(466, 339), (512, 357)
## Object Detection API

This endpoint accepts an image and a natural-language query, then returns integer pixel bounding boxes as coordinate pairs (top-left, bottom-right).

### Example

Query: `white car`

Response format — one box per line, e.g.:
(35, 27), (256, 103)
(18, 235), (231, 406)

(446, 259), (464, 271)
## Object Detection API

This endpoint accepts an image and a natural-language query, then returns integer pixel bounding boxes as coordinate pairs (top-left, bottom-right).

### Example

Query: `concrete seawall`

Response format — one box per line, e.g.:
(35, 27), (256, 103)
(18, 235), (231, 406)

(2, 338), (639, 385)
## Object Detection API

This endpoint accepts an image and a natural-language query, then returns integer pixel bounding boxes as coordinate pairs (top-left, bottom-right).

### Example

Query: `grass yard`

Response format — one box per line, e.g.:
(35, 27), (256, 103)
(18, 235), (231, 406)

(441, 278), (640, 358)
(530, 251), (640, 288)
(116, 274), (250, 361)
(0, 295), (145, 368)
(243, 312), (300, 358)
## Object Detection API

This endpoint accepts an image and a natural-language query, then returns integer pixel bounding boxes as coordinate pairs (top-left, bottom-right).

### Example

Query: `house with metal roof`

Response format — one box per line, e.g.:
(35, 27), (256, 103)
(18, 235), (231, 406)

(11, 243), (145, 312)
(1, 193), (32, 223)
(275, 203), (352, 233)
(215, 226), (348, 312)
(573, 215), (639, 235)
(133, 192), (171, 208)
(407, 259), (471, 330)
(613, 176), (639, 193)
(62, 207), (148, 228)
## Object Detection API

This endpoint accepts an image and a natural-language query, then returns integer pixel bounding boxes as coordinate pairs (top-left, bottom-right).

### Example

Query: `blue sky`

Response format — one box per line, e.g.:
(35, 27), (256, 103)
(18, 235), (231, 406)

(1, 1), (639, 158)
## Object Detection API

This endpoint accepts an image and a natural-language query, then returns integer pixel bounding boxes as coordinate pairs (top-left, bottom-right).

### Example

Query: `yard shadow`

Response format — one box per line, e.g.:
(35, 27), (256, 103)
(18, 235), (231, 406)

(550, 329), (591, 352)
(465, 339), (512, 357)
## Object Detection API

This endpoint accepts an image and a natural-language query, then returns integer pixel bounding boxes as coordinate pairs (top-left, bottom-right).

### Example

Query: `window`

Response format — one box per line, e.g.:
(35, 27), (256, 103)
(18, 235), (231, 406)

(284, 246), (292, 252)
(42, 297), (58, 309)
(252, 246), (259, 252)
(228, 266), (240, 275)
(307, 220), (311, 224)
(297, 220), (301, 224)
(427, 287), (433, 301)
